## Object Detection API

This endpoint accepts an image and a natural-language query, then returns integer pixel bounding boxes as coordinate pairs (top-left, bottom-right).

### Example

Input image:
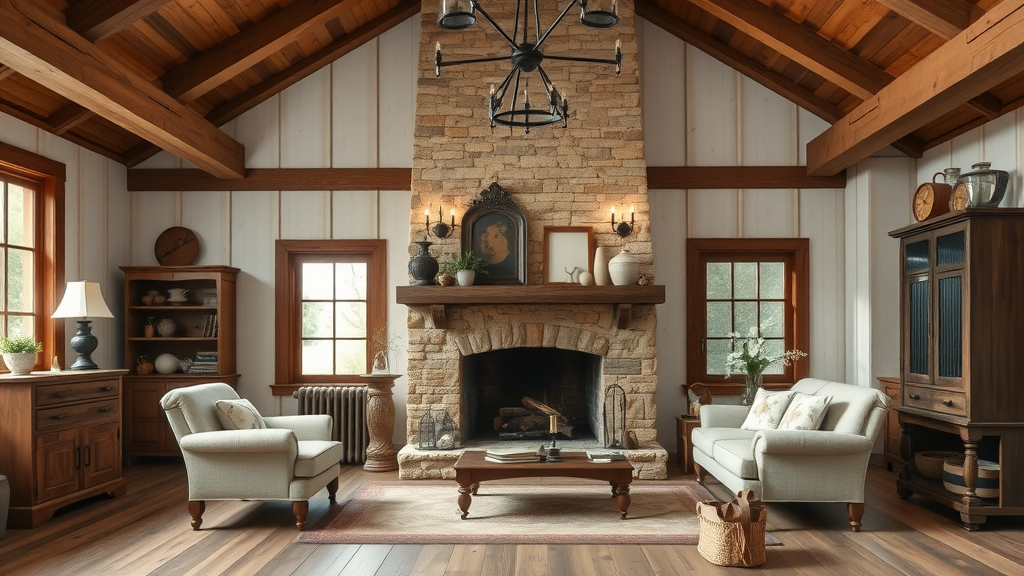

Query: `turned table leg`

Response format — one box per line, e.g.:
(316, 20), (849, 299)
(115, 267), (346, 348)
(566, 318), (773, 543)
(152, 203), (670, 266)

(458, 483), (474, 519)
(188, 500), (205, 530)
(615, 485), (631, 519)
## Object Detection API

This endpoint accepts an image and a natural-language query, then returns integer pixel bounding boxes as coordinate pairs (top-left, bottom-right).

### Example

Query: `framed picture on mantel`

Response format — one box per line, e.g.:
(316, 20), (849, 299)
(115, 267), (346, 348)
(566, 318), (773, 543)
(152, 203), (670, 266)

(461, 182), (527, 285)
(543, 226), (595, 284)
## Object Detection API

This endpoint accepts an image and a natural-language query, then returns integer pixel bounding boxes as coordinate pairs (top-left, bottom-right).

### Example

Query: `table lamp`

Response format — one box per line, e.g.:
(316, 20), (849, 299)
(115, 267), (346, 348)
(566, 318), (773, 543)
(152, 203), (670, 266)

(51, 281), (115, 370)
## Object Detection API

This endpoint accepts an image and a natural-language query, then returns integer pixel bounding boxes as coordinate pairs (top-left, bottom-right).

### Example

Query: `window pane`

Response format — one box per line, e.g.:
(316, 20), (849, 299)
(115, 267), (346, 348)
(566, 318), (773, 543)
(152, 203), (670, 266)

(762, 339), (785, 374)
(335, 339), (366, 374)
(301, 340), (333, 375)
(706, 338), (731, 375)
(760, 302), (784, 337)
(301, 263), (334, 300)
(335, 263), (367, 300)
(301, 302), (333, 337)
(706, 302), (732, 337)
(7, 183), (34, 248)
(734, 301), (757, 336)
(759, 262), (784, 299)
(6, 315), (32, 338)
(734, 262), (757, 299)
(7, 248), (33, 313)
(335, 302), (366, 338)
(706, 263), (731, 299)
(0, 182), (6, 243)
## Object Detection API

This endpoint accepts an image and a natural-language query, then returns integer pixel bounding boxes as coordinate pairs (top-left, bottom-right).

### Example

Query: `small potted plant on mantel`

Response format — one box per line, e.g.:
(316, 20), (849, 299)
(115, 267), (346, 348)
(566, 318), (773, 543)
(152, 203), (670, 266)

(439, 252), (489, 286)
(1, 335), (43, 375)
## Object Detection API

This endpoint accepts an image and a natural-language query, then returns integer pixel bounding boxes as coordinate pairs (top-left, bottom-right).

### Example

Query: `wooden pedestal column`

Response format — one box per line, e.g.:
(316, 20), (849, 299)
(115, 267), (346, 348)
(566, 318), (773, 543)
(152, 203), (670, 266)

(361, 374), (400, 472)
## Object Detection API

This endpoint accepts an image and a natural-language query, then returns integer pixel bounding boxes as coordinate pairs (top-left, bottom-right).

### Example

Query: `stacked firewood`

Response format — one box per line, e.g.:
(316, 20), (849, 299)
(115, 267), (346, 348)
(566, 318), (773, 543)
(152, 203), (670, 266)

(494, 396), (573, 437)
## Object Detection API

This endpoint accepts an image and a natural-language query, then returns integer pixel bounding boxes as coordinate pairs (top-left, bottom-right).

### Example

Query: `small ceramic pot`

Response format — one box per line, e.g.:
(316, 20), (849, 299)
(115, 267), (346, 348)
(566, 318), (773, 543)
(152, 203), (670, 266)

(457, 270), (476, 286)
(2, 352), (36, 375)
(608, 248), (640, 286)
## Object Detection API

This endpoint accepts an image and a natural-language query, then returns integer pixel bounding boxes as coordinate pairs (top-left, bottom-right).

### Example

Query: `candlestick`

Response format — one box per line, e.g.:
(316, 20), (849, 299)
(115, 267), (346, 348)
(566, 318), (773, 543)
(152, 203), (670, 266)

(424, 209), (430, 228)
(549, 414), (557, 434)
(450, 208), (456, 227)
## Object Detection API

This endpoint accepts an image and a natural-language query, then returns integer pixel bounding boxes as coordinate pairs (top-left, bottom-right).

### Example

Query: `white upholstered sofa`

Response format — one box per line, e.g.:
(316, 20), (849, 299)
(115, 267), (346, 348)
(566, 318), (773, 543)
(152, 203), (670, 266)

(161, 382), (344, 530)
(691, 378), (889, 531)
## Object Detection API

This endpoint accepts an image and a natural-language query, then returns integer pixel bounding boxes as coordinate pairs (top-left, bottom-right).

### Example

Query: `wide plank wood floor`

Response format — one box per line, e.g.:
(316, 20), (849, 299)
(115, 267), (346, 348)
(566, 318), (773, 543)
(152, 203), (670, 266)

(2, 459), (1023, 575)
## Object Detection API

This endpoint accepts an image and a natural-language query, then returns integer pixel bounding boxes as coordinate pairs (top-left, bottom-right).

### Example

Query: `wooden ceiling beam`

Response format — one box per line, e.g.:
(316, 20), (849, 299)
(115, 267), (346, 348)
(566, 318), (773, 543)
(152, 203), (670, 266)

(160, 0), (362, 103)
(125, 0), (421, 167)
(0, 0), (244, 178)
(874, 0), (980, 40)
(0, 97), (125, 162)
(807, 0), (1024, 176)
(64, 0), (173, 42)
(0, 65), (14, 81)
(684, 0), (891, 100)
(634, 1), (845, 123)
(647, 166), (847, 189)
(126, 168), (412, 191)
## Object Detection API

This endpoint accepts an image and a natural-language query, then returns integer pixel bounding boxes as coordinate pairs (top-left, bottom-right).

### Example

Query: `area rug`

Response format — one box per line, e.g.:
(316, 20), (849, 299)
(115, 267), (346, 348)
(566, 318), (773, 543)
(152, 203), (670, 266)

(297, 481), (781, 545)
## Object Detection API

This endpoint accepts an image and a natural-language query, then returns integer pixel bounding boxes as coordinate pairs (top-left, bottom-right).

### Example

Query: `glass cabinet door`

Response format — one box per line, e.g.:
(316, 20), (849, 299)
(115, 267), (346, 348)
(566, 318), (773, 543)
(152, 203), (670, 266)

(905, 239), (931, 380)
(934, 230), (965, 386)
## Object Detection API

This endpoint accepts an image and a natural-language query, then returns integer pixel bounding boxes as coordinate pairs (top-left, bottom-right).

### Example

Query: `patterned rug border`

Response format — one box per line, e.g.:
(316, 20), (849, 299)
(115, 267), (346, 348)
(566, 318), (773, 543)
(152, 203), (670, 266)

(297, 481), (781, 546)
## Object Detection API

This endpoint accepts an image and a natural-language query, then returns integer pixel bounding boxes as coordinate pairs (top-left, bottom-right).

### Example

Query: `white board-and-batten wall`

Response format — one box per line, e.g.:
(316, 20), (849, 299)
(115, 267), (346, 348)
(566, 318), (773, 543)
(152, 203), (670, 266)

(1, 14), (916, 453)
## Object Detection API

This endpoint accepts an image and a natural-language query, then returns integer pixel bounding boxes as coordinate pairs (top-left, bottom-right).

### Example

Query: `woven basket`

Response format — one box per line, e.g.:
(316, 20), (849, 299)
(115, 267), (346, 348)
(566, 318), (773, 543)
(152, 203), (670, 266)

(696, 498), (767, 567)
(914, 451), (963, 480)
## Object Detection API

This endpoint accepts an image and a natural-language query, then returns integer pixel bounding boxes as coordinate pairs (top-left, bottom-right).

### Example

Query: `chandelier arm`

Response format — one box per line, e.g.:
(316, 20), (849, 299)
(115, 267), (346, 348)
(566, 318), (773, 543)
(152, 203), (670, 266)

(532, 0), (540, 44)
(542, 54), (618, 66)
(534, 0), (580, 50)
(509, 69), (523, 113)
(493, 67), (518, 105)
(437, 55), (511, 69)
(537, 65), (556, 100)
(472, 1), (520, 49)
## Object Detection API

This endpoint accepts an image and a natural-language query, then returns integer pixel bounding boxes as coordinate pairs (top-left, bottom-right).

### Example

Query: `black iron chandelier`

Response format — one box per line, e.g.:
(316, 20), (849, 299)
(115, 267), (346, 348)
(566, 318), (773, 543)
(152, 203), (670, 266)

(434, 0), (622, 133)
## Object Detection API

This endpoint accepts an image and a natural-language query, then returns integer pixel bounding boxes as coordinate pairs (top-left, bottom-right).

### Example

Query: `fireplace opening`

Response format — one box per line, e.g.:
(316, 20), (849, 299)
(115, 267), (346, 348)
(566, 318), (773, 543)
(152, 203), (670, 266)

(461, 347), (603, 443)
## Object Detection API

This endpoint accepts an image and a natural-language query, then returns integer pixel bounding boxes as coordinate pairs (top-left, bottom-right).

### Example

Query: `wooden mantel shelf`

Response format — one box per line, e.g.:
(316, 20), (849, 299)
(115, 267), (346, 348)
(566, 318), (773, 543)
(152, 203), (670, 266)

(396, 285), (666, 329)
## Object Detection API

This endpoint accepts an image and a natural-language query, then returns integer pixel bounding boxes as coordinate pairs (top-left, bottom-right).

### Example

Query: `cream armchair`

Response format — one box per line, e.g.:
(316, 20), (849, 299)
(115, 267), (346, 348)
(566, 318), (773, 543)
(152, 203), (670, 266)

(691, 378), (889, 531)
(161, 382), (344, 530)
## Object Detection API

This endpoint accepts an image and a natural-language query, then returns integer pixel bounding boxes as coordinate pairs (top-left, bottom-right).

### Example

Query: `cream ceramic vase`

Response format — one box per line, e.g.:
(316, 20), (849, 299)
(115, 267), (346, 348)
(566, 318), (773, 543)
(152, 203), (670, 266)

(608, 248), (640, 286)
(593, 247), (611, 286)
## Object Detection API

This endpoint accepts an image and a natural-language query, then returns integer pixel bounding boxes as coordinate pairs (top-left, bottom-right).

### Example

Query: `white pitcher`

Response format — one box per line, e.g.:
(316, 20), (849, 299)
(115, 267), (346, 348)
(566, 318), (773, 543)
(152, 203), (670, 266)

(167, 288), (190, 302)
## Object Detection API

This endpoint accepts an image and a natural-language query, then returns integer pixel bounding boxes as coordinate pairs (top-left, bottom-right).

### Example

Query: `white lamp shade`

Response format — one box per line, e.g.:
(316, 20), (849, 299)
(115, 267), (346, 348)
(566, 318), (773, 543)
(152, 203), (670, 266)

(52, 281), (115, 319)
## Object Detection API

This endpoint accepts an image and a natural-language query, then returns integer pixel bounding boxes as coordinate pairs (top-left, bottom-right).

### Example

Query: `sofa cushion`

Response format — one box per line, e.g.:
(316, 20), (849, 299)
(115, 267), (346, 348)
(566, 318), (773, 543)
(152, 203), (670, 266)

(711, 439), (759, 480)
(691, 427), (756, 459)
(294, 440), (344, 477)
(779, 393), (831, 431)
(741, 389), (797, 430)
(214, 399), (266, 430)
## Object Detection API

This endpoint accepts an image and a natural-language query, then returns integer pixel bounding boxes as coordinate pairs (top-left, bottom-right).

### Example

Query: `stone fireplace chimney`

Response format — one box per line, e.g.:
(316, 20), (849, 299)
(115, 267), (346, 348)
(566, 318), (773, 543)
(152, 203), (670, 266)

(400, 0), (666, 479)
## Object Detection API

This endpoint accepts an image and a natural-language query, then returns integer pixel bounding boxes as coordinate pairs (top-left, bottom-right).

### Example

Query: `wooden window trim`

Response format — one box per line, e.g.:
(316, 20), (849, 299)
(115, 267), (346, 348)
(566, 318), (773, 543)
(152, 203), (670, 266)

(272, 239), (386, 396)
(686, 238), (809, 397)
(0, 141), (65, 372)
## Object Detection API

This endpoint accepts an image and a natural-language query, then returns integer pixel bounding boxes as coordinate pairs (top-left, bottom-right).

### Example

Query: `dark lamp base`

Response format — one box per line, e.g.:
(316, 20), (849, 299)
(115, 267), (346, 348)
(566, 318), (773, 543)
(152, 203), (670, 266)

(68, 319), (100, 370)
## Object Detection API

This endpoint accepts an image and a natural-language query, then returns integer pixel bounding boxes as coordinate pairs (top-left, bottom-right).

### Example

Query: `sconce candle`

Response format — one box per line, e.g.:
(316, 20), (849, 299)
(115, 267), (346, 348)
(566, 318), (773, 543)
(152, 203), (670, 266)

(549, 414), (558, 434)
(429, 204), (457, 239)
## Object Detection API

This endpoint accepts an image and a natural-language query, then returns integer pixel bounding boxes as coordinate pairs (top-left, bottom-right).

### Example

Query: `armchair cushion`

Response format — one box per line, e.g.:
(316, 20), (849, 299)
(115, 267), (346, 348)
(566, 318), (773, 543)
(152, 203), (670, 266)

(779, 393), (830, 431)
(295, 440), (346, 477)
(215, 398), (266, 430)
(740, 389), (796, 430)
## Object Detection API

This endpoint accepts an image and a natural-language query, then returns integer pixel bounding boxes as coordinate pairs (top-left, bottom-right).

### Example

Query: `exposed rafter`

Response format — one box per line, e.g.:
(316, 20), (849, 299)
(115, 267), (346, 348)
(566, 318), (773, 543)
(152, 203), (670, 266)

(0, 64), (14, 81)
(807, 0), (1024, 176)
(127, 168), (412, 191)
(64, 0), (173, 43)
(125, 0), (421, 167)
(874, 0), (979, 40)
(0, 0), (244, 178)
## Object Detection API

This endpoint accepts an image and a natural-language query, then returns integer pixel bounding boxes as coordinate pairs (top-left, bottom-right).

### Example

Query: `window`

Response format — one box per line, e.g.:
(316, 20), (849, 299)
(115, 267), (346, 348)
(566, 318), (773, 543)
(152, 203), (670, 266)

(273, 240), (386, 395)
(686, 239), (809, 396)
(0, 142), (64, 372)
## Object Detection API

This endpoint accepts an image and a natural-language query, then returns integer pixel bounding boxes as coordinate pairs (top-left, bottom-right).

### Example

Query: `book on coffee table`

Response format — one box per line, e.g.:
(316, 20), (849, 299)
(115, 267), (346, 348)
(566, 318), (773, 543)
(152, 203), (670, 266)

(586, 450), (627, 461)
(484, 448), (541, 463)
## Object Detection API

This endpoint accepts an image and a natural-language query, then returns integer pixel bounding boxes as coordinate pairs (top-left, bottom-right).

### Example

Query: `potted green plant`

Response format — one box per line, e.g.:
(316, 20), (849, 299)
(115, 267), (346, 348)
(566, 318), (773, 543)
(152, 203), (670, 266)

(1, 335), (43, 375)
(440, 251), (489, 286)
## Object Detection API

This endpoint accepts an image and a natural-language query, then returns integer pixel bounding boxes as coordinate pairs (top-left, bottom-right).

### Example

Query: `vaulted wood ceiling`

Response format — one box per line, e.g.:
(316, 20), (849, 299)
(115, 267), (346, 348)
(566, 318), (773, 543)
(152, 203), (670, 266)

(0, 0), (1022, 179)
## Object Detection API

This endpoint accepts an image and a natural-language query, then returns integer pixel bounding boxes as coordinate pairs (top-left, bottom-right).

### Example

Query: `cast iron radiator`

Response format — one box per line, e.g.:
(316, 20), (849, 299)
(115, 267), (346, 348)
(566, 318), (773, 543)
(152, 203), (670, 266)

(293, 386), (369, 464)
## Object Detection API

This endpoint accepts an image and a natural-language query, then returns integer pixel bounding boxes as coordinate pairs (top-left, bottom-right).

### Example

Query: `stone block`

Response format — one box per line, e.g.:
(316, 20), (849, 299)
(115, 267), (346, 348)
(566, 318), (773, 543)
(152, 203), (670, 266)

(604, 358), (642, 375)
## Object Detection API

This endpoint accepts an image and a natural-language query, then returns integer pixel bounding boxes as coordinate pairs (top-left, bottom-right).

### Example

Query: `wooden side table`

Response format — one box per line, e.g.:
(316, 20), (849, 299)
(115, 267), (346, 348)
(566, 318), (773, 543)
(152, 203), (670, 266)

(676, 416), (700, 474)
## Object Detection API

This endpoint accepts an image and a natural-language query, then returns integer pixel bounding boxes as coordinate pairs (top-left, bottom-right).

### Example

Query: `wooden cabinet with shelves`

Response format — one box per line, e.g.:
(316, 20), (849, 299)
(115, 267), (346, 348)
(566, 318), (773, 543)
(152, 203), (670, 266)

(120, 266), (240, 458)
(876, 376), (902, 469)
(0, 370), (128, 528)
(890, 209), (1024, 530)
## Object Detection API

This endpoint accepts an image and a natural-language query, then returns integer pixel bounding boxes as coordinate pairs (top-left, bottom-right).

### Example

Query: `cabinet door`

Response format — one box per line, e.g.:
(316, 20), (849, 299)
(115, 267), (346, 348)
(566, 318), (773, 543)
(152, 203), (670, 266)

(125, 380), (171, 454)
(36, 429), (80, 503)
(934, 230), (966, 389)
(904, 237), (931, 384)
(83, 420), (121, 489)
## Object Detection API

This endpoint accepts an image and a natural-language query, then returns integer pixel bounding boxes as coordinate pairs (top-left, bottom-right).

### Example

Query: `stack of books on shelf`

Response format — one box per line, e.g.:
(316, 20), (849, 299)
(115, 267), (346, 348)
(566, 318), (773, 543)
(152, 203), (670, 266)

(201, 315), (218, 337)
(188, 351), (219, 375)
(585, 449), (627, 462)
(484, 448), (541, 464)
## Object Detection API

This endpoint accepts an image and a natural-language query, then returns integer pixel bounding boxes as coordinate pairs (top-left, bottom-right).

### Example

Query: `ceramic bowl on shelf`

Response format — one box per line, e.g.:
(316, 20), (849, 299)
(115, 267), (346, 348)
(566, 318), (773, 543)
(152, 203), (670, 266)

(155, 318), (177, 337)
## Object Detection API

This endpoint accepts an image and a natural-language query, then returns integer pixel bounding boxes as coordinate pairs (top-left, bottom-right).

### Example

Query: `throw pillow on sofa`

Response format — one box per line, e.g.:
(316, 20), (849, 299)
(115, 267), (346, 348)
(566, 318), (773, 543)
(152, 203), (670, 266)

(215, 398), (266, 430)
(740, 388), (797, 430)
(778, 393), (831, 430)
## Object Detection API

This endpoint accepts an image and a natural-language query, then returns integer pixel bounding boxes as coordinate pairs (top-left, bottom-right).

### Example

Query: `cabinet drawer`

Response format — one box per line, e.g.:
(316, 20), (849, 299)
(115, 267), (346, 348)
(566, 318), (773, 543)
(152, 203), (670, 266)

(35, 380), (119, 406)
(36, 400), (119, 431)
(904, 385), (967, 417)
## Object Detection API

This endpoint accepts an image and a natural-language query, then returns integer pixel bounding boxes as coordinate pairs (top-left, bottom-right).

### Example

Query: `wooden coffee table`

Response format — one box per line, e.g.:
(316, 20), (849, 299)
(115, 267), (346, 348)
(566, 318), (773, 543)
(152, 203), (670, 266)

(453, 451), (634, 519)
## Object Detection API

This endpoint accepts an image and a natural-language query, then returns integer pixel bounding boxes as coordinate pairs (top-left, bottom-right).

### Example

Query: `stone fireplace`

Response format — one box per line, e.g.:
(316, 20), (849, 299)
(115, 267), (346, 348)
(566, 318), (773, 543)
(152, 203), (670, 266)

(399, 0), (666, 479)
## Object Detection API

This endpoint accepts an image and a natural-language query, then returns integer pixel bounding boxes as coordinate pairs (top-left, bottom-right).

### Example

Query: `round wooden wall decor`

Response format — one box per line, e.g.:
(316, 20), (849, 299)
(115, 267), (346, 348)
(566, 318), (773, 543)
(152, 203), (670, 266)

(155, 227), (200, 266)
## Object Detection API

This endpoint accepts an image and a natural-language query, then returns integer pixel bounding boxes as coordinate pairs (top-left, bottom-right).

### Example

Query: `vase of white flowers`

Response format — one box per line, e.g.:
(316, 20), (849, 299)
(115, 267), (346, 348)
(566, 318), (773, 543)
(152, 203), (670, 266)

(725, 327), (807, 406)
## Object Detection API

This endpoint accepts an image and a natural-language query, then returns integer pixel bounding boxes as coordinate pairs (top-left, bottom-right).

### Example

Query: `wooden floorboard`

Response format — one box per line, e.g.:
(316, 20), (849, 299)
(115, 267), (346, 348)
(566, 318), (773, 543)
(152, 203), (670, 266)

(2, 459), (1024, 575)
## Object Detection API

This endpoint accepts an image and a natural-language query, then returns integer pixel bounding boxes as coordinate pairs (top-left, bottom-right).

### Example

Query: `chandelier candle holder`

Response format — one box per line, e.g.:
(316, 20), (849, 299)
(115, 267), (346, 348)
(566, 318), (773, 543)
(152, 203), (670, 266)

(427, 204), (458, 239)
(434, 0), (622, 133)
(611, 205), (634, 238)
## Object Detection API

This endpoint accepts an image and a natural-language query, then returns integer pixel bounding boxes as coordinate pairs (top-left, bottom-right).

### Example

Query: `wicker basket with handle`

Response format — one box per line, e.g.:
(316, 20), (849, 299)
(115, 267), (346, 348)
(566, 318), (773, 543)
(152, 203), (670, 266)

(696, 490), (767, 567)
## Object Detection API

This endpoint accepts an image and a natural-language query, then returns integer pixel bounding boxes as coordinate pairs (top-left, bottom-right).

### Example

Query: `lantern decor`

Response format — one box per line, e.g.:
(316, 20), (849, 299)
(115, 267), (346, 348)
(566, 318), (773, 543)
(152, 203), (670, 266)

(603, 384), (626, 448)
(418, 408), (460, 450)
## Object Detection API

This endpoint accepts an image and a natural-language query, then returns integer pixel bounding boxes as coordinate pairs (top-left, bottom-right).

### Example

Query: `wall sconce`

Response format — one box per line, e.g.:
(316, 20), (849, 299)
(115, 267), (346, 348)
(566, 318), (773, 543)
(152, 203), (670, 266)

(426, 204), (458, 239)
(611, 205), (634, 238)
